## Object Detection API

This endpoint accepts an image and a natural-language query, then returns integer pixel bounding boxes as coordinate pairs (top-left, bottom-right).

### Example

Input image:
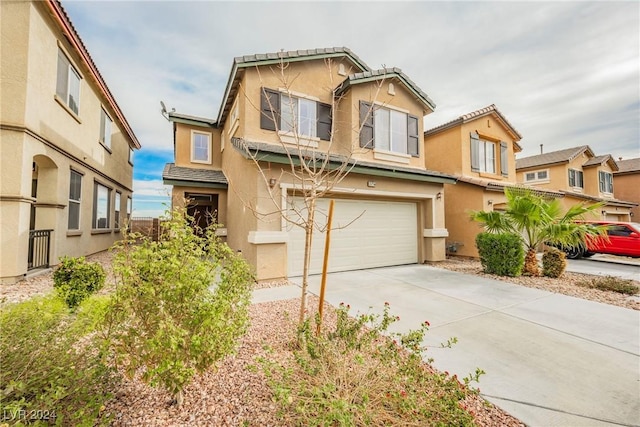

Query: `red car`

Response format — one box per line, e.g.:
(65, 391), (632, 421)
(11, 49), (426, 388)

(565, 221), (640, 259)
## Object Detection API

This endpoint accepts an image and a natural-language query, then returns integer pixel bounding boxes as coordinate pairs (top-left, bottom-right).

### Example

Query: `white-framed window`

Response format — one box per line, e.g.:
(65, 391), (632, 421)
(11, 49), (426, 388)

(281, 94), (317, 138)
(191, 130), (211, 164)
(524, 169), (550, 183)
(56, 48), (81, 115)
(114, 191), (121, 229)
(374, 107), (408, 154)
(100, 108), (112, 150)
(128, 147), (134, 165)
(568, 169), (583, 188)
(599, 171), (613, 193)
(127, 196), (132, 223)
(470, 133), (496, 174)
(68, 170), (82, 229)
(93, 182), (111, 229)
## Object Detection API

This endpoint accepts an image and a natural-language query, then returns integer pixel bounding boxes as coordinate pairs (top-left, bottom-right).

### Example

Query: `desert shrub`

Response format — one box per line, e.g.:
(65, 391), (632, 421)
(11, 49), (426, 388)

(475, 232), (524, 277)
(260, 303), (484, 426)
(106, 208), (254, 405)
(542, 247), (567, 278)
(53, 256), (105, 309)
(576, 276), (639, 295)
(0, 295), (115, 426)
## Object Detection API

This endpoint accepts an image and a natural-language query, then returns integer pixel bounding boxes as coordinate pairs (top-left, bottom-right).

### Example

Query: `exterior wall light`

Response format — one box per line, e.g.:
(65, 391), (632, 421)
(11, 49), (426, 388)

(487, 200), (493, 205)
(269, 178), (277, 188)
(436, 192), (442, 200)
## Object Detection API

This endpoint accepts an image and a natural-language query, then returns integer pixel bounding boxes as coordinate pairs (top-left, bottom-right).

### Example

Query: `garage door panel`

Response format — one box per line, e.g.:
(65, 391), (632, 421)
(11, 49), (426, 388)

(287, 198), (418, 276)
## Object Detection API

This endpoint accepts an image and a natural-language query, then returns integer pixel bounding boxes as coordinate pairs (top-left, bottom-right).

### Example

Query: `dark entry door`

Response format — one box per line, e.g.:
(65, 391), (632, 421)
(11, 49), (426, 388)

(185, 193), (218, 235)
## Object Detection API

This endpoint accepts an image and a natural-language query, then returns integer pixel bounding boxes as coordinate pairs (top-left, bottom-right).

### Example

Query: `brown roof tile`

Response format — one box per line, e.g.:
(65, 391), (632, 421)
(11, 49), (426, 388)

(162, 164), (227, 185)
(515, 145), (593, 170)
(424, 104), (522, 141)
(615, 158), (640, 174)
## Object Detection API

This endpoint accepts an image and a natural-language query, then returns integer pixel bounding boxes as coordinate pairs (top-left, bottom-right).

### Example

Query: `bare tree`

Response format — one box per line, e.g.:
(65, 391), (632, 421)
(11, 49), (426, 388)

(231, 56), (384, 324)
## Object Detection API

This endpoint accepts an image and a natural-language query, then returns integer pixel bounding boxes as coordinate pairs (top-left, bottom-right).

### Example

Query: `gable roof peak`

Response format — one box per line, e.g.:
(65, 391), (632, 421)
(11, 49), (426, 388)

(515, 145), (594, 170)
(424, 103), (522, 141)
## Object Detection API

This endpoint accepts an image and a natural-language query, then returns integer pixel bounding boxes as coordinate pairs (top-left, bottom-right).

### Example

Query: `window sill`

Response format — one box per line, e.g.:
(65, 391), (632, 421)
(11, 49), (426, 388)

(569, 186), (584, 193)
(91, 229), (112, 235)
(478, 172), (504, 180)
(99, 142), (112, 154)
(373, 150), (411, 164)
(66, 230), (82, 237)
(54, 94), (82, 124)
(525, 179), (550, 185)
(278, 132), (319, 148)
(191, 158), (212, 165)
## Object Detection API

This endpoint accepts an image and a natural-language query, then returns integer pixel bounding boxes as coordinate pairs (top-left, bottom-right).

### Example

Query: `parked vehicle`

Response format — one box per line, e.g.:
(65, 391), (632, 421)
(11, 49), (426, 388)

(562, 221), (640, 259)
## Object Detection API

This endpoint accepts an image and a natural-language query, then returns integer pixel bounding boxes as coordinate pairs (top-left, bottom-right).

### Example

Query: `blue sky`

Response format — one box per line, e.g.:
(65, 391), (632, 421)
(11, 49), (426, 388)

(62, 1), (639, 217)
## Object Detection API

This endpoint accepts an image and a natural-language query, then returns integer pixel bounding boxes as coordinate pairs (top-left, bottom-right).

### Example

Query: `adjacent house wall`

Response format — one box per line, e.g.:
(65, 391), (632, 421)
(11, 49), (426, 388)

(614, 172), (640, 219)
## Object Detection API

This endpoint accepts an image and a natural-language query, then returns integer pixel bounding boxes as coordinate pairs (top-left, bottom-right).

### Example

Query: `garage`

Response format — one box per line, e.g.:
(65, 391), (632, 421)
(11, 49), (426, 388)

(286, 197), (418, 276)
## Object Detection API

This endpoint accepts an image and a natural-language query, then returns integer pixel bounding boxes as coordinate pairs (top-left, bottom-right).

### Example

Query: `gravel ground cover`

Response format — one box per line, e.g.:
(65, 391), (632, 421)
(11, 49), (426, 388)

(3, 249), (636, 425)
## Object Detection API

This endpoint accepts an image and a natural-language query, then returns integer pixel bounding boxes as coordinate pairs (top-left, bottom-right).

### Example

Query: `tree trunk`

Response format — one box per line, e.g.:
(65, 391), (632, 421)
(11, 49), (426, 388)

(299, 197), (316, 325)
(524, 248), (539, 276)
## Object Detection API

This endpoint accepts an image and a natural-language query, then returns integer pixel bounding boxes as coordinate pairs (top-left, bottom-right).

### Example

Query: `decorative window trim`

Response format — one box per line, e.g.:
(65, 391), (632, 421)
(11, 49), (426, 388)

(191, 130), (212, 164)
(373, 149), (411, 164)
(277, 131), (320, 148)
(524, 169), (550, 184)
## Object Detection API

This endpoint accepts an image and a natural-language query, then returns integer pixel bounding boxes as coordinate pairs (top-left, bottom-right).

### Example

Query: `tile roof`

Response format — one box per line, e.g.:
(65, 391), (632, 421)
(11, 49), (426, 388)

(162, 164), (227, 185)
(561, 191), (637, 208)
(335, 68), (436, 112)
(230, 137), (457, 184)
(582, 154), (618, 170)
(615, 157), (640, 174)
(424, 104), (522, 141)
(515, 145), (593, 170)
(456, 176), (564, 197)
(168, 112), (217, 127)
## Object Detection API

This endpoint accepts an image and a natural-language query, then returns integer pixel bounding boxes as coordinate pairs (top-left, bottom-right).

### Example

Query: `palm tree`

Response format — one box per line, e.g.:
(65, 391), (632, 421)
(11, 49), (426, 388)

(471, 187), (606, 276)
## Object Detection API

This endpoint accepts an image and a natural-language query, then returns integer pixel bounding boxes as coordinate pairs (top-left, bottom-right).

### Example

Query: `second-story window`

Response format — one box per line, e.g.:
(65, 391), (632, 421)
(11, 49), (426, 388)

(568, 169), (583, 188)
(191, 131), (211, 164)
(470, 133), (496, 174)
(525, 169), (549, 183)
(260, 88), (332, 141)
(100, 108), (113, 150)
(599, 171), (613, 193)
(359, 102), (419, 157)
(56, 48), (81, 115)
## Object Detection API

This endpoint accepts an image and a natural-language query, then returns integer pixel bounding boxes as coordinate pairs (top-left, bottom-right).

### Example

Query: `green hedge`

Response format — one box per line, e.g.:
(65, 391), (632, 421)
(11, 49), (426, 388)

(542, 247), (566, 278)
(475, 232), (524, 277)
(53, 256), (105, 309)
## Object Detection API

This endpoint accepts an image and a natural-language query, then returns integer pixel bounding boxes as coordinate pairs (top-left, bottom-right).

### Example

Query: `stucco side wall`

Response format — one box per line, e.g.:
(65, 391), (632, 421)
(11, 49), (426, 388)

(614, 173), (640, 219)
(584, 162), (614, 199)
(424, 127), (462, 175)
(1, 0), (30, 126)
(442, 183), (485, 258)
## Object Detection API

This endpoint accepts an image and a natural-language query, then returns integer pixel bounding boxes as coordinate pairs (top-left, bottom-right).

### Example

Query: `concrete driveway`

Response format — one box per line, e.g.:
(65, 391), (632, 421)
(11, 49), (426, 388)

(257, 265), (640, 426)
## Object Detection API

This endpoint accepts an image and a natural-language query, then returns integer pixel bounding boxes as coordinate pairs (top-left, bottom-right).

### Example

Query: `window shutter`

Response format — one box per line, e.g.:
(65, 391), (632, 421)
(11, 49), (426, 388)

(577, 171), (583, 188)
(56, 50), (68, 100)
(407, 115), (419, 157)
(470, 132), (480, 172)
(317, 102), (332, 141)
(598, 171), (604, 192)
(568, 170), (575, 187)
(500, 142), (508, 176)
(260, 88), (280, 131)
(359, 101), (374, 148)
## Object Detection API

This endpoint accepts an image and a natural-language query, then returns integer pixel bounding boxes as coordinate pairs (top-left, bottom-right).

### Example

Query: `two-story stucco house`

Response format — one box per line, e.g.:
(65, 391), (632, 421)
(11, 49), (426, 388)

(163, 48), (456, 281)
(613, 158), (640, 220)
(516, 146), (635, 221)
(1, 0), (140, 283)
(423, 104), (563, 258)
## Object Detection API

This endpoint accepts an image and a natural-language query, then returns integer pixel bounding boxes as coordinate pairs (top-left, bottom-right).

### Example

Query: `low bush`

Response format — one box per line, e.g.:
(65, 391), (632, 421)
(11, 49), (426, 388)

(475, 232), (524, 277)
(53, 256), (105, 309)
(542, 247), (567, 278)
(106, 208), (253, 405)
(0, 295), (115, 426)
(260, 303), (484, 426)
(576, 276), (639, 295)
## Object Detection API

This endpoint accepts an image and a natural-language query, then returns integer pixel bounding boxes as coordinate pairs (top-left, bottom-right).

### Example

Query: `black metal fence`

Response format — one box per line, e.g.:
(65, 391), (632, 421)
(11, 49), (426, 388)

(28, 229), (52, 270)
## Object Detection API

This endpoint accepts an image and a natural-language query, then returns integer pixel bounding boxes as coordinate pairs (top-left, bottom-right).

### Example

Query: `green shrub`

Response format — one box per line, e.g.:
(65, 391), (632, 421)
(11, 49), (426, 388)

(106, 208), (254, 405)
(475, 232), (524, 277)
(542, 247), (567, 278)
(0, 295), (115, 426)
(260, 303), (483, 426)
(577, 276), (639, 295)
(53, 256), (105, 309)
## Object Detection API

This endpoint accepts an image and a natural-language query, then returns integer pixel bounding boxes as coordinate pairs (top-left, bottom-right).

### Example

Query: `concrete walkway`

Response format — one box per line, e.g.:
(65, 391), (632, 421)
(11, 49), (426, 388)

(254, 265), (640, 427)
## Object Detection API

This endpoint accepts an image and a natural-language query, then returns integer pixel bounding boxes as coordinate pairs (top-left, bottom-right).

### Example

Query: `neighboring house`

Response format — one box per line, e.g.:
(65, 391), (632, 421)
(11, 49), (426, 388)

(423, 104), (562, 257)
(0, 0), (140, 283)
(613, 158), (640, 220)
(516, 146), (635, 221)
(163, 47), (456, 281)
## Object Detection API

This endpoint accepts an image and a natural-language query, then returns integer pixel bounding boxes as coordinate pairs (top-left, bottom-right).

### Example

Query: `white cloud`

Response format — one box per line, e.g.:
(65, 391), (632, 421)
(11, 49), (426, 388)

(64, 1), (639, 163)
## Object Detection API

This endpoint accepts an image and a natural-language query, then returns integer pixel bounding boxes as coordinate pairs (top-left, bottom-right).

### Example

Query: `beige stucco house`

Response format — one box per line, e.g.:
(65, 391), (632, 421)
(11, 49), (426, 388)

(516, 146), (635, 222)
(163, 48), (456, 281)
(613, 158), (640, 220)
(423, 104), (563, 258)
(1, 0), (141, 283)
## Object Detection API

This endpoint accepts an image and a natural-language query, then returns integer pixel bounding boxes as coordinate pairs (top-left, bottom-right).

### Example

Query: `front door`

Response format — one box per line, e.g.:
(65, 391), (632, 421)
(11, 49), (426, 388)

(185, 193), (218, 235)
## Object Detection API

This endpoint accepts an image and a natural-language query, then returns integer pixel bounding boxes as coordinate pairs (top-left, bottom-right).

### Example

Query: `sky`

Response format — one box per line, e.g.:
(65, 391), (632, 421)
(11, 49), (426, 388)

(62, 1), (640, 217)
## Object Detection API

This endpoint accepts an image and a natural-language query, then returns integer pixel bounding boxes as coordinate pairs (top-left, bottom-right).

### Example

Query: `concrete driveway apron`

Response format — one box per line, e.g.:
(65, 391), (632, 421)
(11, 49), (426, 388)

(287, 265), (640, 427)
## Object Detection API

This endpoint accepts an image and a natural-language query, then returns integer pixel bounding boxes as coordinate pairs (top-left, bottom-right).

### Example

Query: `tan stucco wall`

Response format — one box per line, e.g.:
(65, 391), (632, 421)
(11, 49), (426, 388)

(424, 127), (463, 175)
(174, 123), (222, 169)
(1, 1), (135, 283)
(442, 183), (487, 258)
(614, 173), (640, 219)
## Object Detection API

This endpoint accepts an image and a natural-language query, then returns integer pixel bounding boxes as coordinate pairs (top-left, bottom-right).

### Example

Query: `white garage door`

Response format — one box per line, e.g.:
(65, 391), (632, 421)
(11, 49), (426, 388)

(287, 198), (418, 276)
